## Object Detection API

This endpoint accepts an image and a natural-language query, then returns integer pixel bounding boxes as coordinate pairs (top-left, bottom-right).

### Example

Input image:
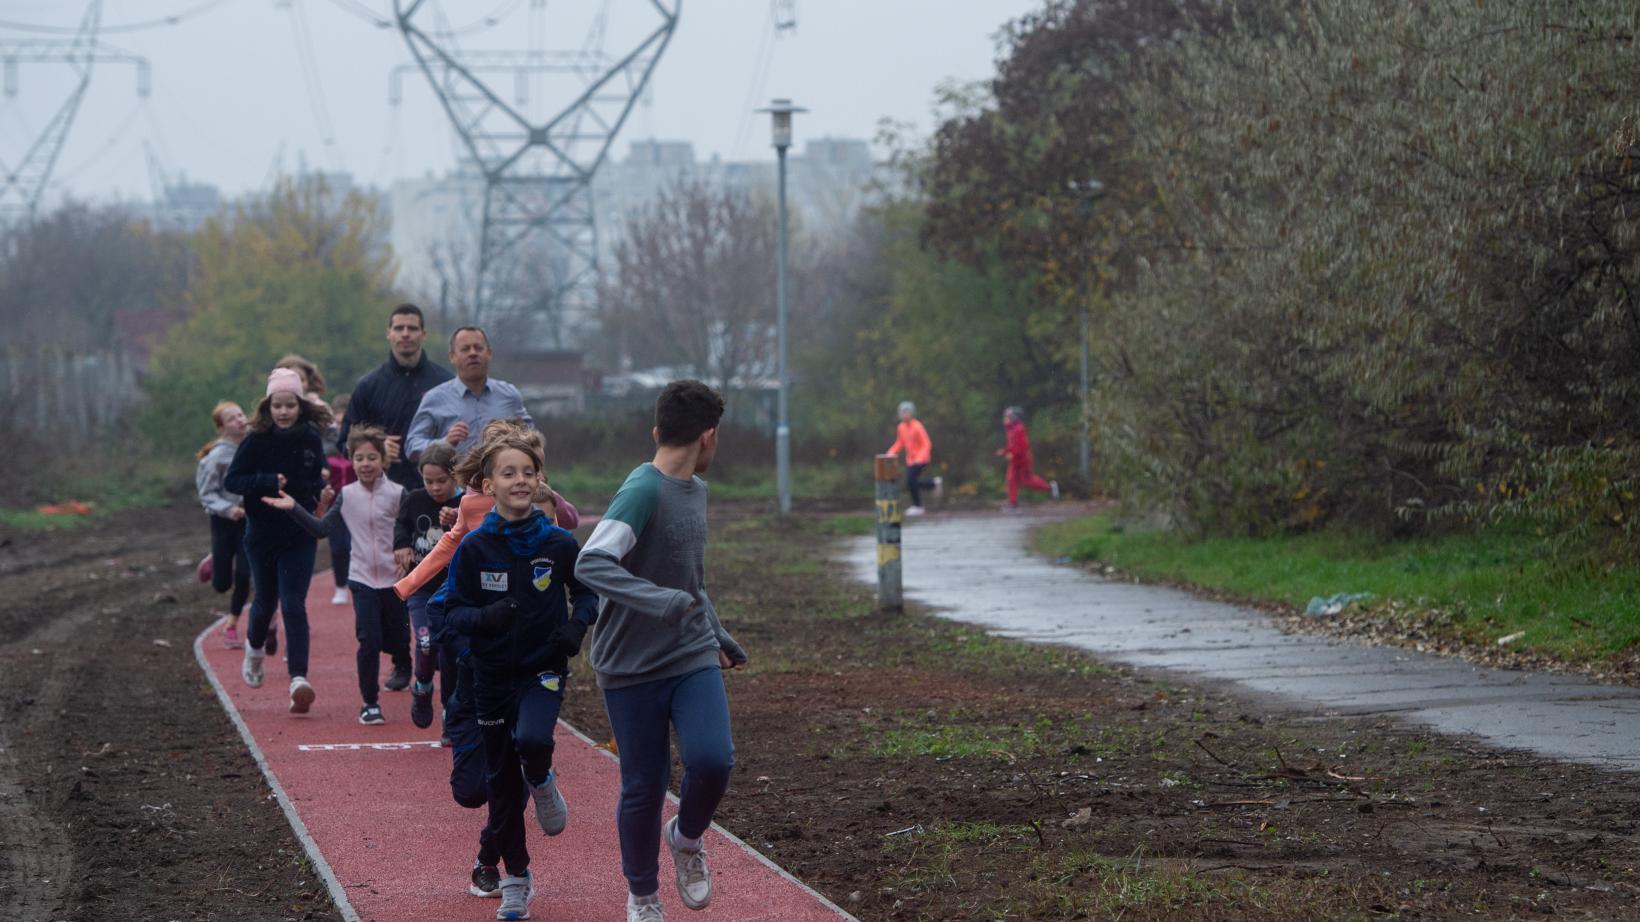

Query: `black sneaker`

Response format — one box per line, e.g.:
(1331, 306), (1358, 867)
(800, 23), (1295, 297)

(265, 623), (279, 656)
(384, 664), (411, 692)
(410, 681), (435, 729)
(358, 703), (385, 725)
(469, 862), (501, 898)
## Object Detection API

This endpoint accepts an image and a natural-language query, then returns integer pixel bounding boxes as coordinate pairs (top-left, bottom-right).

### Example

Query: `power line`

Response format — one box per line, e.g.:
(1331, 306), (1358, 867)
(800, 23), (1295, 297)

(0, 0), (233, 35)
(324, 0), (526, 35)
(285, 0), (343, 170)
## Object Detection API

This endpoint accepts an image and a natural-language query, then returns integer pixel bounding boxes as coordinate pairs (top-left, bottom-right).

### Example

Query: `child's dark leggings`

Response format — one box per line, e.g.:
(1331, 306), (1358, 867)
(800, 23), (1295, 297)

(444, 651), (498, 868)
(244, 531), (315, 677)
(328, 527), (350, 587)
(351, 583), (410, 706)
(477, 669), (565, 878)
(408, 589), (458, 708)
(603, 666), (735, 898)
(208, 514), (251, 616)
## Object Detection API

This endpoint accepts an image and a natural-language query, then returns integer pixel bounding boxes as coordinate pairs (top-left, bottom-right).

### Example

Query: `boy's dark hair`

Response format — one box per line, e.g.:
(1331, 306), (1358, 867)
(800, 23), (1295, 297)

(655, 379), (725, 446)
(390, 303), (425, 328)
(418, 440), (457, 473)
(347, 424), (389, 458)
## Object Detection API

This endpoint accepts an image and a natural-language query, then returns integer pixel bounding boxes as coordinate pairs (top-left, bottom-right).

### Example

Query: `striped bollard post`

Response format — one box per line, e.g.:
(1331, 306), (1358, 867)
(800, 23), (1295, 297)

(874, 453), (903, 611)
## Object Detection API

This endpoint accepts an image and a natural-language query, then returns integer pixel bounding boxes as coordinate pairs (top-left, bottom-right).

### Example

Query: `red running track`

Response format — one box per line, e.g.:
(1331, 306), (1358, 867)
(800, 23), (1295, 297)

(194, 581), (855, 922)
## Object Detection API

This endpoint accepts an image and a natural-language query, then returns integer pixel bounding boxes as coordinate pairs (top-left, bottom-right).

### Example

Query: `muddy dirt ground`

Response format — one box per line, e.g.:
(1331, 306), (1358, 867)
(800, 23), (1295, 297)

(4, 499), (1640, 921)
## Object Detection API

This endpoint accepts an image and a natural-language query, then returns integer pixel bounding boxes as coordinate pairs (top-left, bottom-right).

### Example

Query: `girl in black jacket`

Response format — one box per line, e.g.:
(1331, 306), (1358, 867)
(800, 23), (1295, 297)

(225, 367), (332, 715)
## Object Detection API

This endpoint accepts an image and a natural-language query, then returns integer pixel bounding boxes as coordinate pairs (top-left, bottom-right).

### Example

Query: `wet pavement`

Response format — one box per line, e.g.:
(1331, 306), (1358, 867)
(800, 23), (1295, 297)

(846, 511), (1640, 772)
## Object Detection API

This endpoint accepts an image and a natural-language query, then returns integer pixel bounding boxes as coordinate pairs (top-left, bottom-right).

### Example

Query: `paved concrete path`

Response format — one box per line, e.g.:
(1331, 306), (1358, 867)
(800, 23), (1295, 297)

(195, 582), (855, 922)
(847, 511), (1640, 772)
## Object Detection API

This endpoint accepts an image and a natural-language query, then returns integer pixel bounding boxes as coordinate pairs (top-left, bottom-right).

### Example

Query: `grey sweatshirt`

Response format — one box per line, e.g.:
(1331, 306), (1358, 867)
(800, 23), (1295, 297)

(576, 463), (746, 689)
(195, 438), (242, 519)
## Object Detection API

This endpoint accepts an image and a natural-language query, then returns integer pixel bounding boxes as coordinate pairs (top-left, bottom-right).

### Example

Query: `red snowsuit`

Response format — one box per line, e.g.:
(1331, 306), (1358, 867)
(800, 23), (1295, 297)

(1003, 418), (1052, 505)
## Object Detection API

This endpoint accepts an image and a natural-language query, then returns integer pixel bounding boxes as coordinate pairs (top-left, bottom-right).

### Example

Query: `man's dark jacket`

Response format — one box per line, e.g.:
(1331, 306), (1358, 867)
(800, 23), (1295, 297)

(339, 350), (453, 487)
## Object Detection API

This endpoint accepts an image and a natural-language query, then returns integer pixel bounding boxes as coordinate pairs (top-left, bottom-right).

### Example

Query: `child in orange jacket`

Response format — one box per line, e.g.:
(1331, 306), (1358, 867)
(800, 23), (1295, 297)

(885, 401), (940, 515)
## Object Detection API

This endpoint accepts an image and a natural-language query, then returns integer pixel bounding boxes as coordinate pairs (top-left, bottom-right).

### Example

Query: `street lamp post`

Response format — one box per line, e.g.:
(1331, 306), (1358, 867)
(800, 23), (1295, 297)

(759, 97), (805, 515)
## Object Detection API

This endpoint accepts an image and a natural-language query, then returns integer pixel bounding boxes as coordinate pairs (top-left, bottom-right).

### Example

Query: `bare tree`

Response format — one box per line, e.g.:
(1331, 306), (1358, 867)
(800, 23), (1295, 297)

(600, 180), (777, 400)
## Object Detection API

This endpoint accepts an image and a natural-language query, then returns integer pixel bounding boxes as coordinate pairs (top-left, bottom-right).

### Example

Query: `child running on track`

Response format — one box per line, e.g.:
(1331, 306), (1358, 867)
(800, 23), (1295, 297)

(576, 379), (749, 922)
(885, 400), (940, 516)
(264, 425), (413, 726)
(998, 405), (1058, 509)
(393, 441), (463, 731)
(225, 368), (332, 714)
(196, 400), (251, 648)
(441, 426), (598, 920)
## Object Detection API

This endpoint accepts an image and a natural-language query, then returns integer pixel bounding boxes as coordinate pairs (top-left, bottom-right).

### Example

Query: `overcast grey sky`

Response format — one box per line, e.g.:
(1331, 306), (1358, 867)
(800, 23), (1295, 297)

(1, 0), (1043, 206)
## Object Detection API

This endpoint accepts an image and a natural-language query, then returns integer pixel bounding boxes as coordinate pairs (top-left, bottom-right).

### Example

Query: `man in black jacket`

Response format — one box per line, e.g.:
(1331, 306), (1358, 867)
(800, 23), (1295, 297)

(339, 304), (454, 488)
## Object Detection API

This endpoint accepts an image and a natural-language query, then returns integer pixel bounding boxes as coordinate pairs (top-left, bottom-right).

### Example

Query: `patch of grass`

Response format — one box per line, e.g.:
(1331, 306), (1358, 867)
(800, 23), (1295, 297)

(0, 460), (182, 530)
(1033, 512), (1640, 660)
(869, 711), (1047, 760)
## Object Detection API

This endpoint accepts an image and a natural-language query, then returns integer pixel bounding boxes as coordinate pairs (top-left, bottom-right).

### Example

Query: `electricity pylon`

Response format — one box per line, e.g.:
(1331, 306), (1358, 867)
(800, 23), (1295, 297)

(392, 0), (680, 345)
(1, 1), (151, 220)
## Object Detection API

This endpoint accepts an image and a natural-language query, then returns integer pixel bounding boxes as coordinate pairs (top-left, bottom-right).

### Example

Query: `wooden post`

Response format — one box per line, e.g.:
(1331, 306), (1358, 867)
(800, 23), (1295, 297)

(874, 453), (903, 611)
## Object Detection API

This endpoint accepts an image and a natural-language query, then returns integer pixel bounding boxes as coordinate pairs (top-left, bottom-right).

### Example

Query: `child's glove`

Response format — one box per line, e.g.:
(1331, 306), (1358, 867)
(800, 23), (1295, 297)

(545, 620), (588, 659)
(476, 597), (519, 634)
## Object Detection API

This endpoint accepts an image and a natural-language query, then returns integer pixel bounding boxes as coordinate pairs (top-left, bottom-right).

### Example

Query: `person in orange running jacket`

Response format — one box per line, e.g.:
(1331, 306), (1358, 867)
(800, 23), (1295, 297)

(997, 406), (1058, 509)
(885, 401), (940, 516)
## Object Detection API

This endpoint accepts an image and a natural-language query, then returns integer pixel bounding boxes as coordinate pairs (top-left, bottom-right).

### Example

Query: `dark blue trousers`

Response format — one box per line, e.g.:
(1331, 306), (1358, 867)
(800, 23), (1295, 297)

(603, 667), (735, 897)
(208, 514), (251, 616)
(478, 668), (565, 877)
(350, 583), (410, 706)
(244, 532), (316, 678)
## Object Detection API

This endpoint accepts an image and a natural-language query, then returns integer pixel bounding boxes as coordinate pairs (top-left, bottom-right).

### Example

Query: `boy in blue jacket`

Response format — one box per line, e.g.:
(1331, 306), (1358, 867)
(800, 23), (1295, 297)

(441, 426), (597, 921)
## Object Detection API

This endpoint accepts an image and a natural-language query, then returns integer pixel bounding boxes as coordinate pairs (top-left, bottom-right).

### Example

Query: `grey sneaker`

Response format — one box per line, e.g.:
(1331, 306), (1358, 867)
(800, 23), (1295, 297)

(496, 872), (533, 920)
(242, 648), (265, 688)
(665, 816), (711, 910)
(530, 770), (567, 836)
(627, 892), (664, 922)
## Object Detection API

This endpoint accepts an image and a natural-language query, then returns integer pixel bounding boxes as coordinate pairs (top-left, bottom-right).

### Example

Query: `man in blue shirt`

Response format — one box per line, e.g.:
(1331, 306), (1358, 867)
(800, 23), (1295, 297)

(406, 326), (534, 461)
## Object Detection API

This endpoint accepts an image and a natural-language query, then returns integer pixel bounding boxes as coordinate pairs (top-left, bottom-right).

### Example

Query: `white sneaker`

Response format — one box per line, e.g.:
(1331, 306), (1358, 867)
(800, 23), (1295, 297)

(330, 587), (349, 606)
(906, 506), (925, 516)
(496, 872), (533, 920)
(1050, 480), (1061, 500)
(627, 892), (664, 922)
(289, 676), (315, 714)
(242, 648), (265, 688)
(932, 476), (944, 499)
(530, 770), (568, 835)
(665, 816), (711, 910)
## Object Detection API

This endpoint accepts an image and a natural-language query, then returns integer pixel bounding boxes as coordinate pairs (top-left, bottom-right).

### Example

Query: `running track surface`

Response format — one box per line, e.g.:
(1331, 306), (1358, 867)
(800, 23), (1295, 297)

(194, 582), (855, 922)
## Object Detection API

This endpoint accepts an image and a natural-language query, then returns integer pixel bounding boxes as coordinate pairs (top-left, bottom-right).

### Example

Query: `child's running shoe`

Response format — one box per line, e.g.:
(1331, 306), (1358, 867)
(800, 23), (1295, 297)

(358, 703), (385, 725)
(410, 681), (435, 729)
(384, 664), (411, 692)
(469, 862), (501, 898)
(241, 648), (265, 688)
(222, 623), (242, 650)
(289, 676), (315, 714)
(665, 816), (712, 910)
(627, 892), (665, 922)
(330, 586), (349, 606)
(530, 770), (568, 836)
(265, 623), (279, 656)
(495, 872), (533, 920)
(196, 554), (213, 583)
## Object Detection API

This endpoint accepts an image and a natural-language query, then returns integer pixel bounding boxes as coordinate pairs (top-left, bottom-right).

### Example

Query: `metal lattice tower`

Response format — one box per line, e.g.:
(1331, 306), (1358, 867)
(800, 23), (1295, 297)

(0, 1), (150, 220)
(392, 0), (680, 345)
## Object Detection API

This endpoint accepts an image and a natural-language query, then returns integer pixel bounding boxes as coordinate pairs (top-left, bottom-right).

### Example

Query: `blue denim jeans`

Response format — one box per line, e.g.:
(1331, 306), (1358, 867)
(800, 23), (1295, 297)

(244, 533), (316, 677)
(603, 667), (735, 897)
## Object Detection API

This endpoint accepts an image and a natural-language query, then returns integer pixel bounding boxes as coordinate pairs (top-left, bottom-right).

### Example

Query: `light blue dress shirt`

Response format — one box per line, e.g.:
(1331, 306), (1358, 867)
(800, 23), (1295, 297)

(405, 376), (534, 458)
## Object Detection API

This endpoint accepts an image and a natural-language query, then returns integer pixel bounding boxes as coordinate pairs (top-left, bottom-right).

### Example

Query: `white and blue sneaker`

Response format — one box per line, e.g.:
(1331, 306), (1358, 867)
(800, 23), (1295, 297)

(530, 770), (567, 836)
(496, 871), (533, 920)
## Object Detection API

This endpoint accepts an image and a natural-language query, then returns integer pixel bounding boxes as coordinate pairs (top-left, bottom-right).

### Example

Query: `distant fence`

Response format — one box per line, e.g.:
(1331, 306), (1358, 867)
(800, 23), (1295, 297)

(0, 348), (139, 439)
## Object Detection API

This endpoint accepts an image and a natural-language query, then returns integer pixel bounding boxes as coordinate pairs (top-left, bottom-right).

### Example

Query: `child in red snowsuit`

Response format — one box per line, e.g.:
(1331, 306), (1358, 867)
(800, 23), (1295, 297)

(997, 406), (1057, 507)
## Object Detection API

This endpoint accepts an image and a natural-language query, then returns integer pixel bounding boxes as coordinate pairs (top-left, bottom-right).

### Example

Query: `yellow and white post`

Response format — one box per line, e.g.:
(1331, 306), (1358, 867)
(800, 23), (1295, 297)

(874, 453), (903, 611)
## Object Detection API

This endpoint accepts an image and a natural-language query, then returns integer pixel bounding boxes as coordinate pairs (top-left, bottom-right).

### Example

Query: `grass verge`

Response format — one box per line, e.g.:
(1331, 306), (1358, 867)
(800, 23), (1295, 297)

(1032, 512), (1640, 663)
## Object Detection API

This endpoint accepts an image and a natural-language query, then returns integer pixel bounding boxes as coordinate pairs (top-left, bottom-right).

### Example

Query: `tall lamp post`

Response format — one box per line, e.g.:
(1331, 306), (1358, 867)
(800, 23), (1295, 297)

(759, 97), (805, 515)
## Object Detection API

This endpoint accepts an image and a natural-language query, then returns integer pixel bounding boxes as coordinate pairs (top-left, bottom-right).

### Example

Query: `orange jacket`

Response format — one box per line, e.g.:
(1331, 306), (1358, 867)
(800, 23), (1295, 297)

(887, 418), (932, 466)
(393, 489), (577, 600)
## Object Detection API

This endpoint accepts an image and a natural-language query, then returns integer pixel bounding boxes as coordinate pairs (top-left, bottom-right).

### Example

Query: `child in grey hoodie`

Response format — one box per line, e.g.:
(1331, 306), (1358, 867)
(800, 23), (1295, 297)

(576, 379), (746, 922)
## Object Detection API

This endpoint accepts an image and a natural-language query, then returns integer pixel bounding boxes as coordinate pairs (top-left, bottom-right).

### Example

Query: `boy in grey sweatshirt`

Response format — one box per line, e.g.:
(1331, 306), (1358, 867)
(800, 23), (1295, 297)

(576, 379), (747, 922)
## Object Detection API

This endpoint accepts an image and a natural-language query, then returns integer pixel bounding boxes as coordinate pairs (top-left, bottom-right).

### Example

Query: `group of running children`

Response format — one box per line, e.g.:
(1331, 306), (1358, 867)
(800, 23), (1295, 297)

(194, 364), (744, 922)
